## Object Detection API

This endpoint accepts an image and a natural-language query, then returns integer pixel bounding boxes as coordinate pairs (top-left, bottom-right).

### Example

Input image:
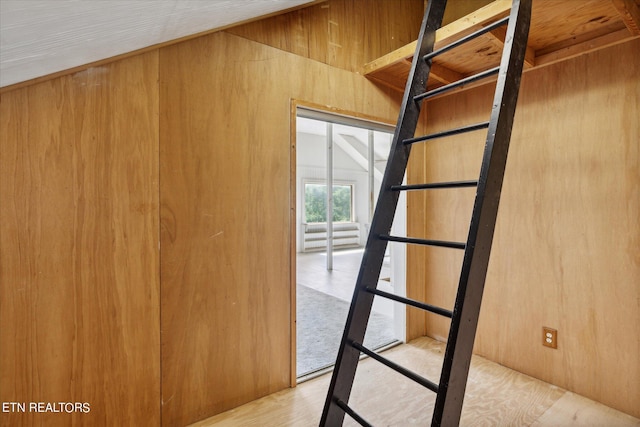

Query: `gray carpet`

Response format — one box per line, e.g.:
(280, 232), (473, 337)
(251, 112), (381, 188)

(297, 284), (396, 377)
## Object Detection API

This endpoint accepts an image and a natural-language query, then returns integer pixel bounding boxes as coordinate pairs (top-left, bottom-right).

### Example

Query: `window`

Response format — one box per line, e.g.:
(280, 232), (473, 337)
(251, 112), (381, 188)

(304, 182), (353, 223)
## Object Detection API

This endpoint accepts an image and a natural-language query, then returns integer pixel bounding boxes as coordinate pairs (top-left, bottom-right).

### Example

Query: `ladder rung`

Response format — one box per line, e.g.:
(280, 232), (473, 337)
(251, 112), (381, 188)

(350, 341), (439, 393)
(423, 16), (510, 61)
(334, 399), (372, 427)
(414, 66), (500, 102)
(380, 235), (465, 250)
(403, 121), (490, 145)
(364, 288), (453, 318)
(391, 180), (478, 192)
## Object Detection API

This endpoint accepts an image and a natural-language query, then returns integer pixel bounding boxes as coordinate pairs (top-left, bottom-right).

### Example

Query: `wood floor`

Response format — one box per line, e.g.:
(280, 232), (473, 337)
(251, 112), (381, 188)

(191, 336), (639, 427)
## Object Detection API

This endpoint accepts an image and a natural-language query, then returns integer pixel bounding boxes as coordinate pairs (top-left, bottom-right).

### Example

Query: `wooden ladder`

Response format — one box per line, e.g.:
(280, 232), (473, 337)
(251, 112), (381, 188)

(319, 0), (532, 425)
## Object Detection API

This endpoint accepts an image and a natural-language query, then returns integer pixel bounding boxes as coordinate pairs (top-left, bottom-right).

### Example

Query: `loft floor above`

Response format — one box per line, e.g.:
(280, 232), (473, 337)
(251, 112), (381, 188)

(363, 0), (640, 95)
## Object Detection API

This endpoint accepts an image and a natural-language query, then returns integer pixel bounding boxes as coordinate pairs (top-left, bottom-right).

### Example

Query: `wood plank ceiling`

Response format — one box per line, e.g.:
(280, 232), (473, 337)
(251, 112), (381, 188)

(364, 0), (640, 93)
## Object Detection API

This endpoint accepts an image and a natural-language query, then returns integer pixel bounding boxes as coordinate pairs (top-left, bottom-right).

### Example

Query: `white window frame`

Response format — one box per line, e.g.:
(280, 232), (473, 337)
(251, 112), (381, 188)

(302, 179), (355, 224)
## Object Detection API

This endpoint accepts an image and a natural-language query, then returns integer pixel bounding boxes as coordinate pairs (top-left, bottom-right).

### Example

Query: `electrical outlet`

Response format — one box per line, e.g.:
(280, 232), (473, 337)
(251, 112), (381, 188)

(543, 327), (557, 349)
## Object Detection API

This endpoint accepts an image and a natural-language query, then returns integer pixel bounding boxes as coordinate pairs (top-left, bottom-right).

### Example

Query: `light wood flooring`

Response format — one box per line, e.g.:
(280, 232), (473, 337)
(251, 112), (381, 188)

(192, 336), (639, 426)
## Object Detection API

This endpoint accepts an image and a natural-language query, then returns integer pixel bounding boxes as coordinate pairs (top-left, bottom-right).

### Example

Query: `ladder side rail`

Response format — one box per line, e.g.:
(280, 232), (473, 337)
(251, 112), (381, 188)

(319, 1), (448, 425)
(431, 0), (532, 426)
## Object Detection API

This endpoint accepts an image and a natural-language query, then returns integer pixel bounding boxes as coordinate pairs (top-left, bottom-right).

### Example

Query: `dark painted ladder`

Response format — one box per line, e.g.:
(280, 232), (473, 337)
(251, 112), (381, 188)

(319, 0), (532, 426)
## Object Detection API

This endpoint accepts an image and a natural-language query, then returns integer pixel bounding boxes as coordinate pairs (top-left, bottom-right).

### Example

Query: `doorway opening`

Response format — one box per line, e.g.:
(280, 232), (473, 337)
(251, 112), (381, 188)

(294, 107), (407, 380)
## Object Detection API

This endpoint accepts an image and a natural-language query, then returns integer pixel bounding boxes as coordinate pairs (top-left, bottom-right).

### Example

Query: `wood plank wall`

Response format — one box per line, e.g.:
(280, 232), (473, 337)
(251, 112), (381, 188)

(412, 38), (640, 417)
(226, 0), (424, 73)
(158, 31), (403, 426)
(227, 0), (493, 74)
(404, 0), (494, 345)
(0, 52), (161, 426)
(2, 0), (637, 424)
(0, 1), (418, 424)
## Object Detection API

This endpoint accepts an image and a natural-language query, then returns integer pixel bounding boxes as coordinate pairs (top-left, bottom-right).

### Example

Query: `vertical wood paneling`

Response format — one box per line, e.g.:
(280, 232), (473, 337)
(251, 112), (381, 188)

(416, 39), (640, 417)
(423, 90), (490, 343)
(0, 52), (160, 425)
(406, 115), (429, 341)
(226, 0), (424, 73)
(158, 31), (402, 425)
(159, 34), (289, 426)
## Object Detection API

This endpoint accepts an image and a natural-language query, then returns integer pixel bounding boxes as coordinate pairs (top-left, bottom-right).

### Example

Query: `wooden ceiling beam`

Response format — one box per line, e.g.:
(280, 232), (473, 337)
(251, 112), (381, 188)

(429, 62), (464, 85)
(483, 26), (536, 68)
(611, 0), (640, 35)
(362, 42), (415, 75)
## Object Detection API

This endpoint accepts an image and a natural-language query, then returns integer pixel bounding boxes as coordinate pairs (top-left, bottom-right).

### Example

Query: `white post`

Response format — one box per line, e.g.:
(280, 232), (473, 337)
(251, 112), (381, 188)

(368, 130), (375, 223)
(326, 122), (333, 271)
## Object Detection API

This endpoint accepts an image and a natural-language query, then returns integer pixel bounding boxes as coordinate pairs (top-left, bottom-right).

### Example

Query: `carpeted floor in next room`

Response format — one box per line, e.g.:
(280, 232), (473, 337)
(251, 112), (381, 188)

(296, 249), (397, 377)
(296, 284), (395, 376)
